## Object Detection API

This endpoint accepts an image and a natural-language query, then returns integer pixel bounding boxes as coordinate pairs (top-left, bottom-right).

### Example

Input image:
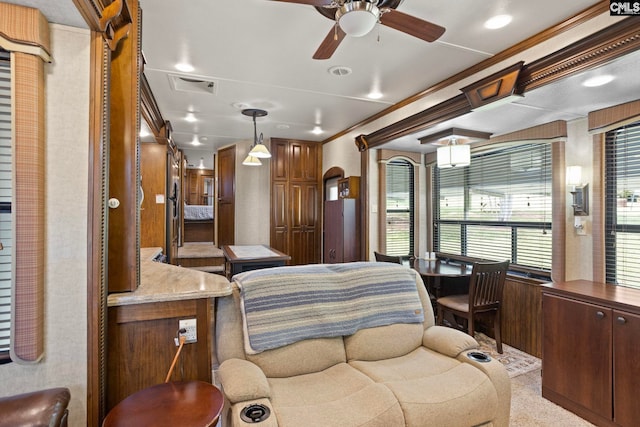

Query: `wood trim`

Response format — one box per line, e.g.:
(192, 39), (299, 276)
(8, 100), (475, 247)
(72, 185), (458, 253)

(355, 8), (639, 150)
(322, 1), (611, 145)
(87, 31), (110, 427)
(461, 62), (524, 110)
(0, 3), (51, 60)
(518, 16), (640, 93)
(377, 149), (421, 163)
(140, 73), (167, 143)
(377, 160), (386, 254)
(72, 0), (133, 51)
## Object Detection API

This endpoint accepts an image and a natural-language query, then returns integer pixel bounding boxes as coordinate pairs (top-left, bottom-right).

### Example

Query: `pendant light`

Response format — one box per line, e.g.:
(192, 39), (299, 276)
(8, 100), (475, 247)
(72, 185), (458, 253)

(242, 108), (271, 162)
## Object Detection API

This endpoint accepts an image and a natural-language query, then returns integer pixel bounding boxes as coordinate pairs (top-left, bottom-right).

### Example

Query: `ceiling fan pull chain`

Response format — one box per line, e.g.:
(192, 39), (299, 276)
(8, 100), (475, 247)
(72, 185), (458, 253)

(334, 22), (339, 41)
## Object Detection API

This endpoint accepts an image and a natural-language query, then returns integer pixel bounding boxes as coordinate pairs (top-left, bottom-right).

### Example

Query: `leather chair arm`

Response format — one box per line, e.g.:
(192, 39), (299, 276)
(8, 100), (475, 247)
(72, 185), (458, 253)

(0, 387), (70, 427)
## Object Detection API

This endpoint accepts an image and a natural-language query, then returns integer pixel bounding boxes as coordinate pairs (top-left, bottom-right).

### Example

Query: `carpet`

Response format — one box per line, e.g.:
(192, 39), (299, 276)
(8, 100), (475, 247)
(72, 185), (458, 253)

(474, 333), (541, 378)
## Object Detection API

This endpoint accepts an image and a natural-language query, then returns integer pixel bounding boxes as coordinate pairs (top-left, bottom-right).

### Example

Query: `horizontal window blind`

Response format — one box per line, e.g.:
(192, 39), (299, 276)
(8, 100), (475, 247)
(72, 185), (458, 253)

(434, 143), (552, 271)
(605, 121), (640, 289)
(386, 159), (414, 256)
(0, 50), (12, 357)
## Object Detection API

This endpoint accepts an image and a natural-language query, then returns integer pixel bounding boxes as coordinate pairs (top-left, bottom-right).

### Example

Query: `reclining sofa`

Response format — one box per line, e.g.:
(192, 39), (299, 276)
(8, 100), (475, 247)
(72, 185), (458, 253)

(215, 262), (510, 427)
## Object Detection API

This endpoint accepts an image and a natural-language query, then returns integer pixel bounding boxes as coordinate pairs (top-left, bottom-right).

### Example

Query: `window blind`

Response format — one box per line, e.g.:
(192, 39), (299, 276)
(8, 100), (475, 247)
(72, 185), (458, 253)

(434, 143), (552, 272)
(605, 121), (640, 289)
(0, 51), (12, 357)
(386, 159), (414, 256)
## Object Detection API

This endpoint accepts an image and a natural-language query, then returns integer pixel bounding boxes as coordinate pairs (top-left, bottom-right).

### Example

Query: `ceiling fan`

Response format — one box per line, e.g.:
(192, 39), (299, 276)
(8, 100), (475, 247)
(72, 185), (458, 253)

(270, 0), (445, 59)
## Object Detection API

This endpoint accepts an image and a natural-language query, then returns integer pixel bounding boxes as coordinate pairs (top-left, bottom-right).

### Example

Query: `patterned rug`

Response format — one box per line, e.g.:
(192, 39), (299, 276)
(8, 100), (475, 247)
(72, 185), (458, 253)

(474, 333), (541, 378)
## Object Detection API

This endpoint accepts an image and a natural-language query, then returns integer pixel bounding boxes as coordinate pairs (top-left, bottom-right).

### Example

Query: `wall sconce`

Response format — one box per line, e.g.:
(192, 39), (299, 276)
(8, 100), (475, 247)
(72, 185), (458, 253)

(567, 166), (588, 216)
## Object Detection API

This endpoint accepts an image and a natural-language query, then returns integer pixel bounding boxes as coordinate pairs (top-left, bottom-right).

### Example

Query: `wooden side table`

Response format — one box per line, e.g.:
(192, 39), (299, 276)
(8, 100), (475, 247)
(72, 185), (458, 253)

(103, 381), (223, 427)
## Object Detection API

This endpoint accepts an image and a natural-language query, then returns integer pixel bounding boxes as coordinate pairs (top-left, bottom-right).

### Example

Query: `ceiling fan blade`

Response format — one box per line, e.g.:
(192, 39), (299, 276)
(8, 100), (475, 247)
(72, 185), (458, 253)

(380, 9), (445, 42)
(269, 0), (332, 6)
(313, 26), (346, 60)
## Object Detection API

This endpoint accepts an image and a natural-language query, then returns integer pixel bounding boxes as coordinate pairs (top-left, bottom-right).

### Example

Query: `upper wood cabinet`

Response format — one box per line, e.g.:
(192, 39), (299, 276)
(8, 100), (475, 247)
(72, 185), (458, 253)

(270, 138), (321, 266)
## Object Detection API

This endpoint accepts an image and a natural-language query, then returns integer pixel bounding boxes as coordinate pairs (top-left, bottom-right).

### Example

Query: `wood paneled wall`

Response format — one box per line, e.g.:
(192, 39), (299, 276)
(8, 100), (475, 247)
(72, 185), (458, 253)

(501, 276), (544, 358)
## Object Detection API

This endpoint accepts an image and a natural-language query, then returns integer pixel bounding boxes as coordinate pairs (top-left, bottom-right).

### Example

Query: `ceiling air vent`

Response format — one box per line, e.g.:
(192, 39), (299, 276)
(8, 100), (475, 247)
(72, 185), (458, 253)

(168, 74), (217, 94)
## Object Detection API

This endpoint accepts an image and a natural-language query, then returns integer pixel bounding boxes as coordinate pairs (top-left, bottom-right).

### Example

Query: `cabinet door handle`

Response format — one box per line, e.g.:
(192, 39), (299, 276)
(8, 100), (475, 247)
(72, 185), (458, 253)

(596, 311), (605, 320)
(616, 316), (627, 325)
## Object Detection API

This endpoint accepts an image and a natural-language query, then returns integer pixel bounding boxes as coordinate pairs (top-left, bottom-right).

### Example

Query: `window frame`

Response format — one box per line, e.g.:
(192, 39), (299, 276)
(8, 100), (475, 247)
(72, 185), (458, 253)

(432, 142), (553, 278)
(384, 158), (415, 257)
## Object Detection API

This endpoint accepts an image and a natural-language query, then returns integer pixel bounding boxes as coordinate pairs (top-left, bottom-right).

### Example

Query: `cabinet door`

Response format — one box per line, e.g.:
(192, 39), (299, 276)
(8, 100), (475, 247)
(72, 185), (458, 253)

(271, 182), (288, 256)
(324, 201), (343, 263)
(613, 309), (640, 426)
(542, 294), (612, 419)
(290, 141), (318, 182)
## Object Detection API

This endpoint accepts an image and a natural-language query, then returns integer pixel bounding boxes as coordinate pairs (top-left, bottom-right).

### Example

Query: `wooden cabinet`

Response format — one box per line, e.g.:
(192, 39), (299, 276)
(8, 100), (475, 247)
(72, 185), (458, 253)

(270, 138), (321, 265)
(324, 199), (359, 263)
(106, 298), (212, 412)
(542, 281), (640, 427)
(338, 176), (360, 199)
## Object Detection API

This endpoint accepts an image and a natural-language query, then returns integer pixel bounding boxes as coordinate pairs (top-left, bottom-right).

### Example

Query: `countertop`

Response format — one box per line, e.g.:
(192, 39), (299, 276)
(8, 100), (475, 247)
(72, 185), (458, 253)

(108, 248), (232, 307)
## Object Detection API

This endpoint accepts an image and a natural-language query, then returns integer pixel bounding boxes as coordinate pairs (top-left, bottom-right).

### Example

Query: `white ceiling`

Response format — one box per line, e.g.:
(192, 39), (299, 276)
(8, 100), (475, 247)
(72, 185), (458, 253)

(9, 0), (640, 155)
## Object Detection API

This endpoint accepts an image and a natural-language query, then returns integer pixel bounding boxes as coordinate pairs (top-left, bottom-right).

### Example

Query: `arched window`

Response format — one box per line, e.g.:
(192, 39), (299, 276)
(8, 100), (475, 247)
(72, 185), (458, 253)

(385, 159), (414, 256)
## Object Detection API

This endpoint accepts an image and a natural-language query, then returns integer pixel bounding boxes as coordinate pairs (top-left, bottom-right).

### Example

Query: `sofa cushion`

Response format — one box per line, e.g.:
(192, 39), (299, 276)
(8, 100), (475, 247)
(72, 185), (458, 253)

(345, 323), (424, 361)
(349, 347), (498, 427)
(268, 363), (405, 427)
(247, 336), (347, 378)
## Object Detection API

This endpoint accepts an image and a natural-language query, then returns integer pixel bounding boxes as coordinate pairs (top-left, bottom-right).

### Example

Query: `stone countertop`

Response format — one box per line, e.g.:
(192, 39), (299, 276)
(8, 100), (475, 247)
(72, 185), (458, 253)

(107, 258), (231, 307)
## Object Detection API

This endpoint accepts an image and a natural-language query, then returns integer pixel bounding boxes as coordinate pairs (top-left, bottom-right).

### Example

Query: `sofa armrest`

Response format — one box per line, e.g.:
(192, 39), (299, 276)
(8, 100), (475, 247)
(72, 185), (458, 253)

(218, 358), (271, 403)
(423, 326), (478, 357)
(0, 387), (70, 427)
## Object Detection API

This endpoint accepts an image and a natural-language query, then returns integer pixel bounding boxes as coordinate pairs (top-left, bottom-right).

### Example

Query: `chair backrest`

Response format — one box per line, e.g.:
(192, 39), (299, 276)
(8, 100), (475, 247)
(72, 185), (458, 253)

(468, 260), (509, 311)
(374, 251), (403, 264)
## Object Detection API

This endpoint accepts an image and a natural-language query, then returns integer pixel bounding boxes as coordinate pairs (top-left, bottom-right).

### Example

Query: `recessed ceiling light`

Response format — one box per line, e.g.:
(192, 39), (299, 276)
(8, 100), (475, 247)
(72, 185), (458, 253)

(139, 128), (150, 138)
(367, 90), (383, 99)
(311, 126), (323, 135)
(582, 75), (615, 87)
(276, 124), (290, 130)
(191, 135), (201, 146)
(484, 14), (512, 30)
(175, 62), (194, 72)
(328, 66), (352, 77)
(185, 112), (197, 122)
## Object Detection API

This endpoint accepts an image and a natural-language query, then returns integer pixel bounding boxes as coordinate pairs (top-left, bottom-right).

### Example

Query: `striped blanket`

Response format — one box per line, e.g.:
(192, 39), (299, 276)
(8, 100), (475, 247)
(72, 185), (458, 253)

(234, 262), (424, 354)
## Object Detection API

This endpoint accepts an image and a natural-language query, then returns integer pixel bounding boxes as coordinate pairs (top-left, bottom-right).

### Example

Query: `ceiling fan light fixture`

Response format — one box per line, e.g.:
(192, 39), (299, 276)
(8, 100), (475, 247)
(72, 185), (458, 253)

(336, 1), (380, 37)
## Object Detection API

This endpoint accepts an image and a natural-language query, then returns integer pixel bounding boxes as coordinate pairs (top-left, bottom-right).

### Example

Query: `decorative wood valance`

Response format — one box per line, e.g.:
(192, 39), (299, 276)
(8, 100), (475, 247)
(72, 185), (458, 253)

(0, 3), (51, 61)
(356, 13), (640, 151)
(461, 62), (524, 111)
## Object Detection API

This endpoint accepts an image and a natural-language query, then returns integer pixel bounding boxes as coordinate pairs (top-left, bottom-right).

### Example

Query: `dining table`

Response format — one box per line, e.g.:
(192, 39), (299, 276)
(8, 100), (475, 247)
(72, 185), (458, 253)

(411, 257), (473, 301)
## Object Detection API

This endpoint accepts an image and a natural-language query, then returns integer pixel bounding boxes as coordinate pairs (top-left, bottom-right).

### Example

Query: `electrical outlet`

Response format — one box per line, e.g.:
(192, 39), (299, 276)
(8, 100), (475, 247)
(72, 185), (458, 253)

(179, 318), (197, 343)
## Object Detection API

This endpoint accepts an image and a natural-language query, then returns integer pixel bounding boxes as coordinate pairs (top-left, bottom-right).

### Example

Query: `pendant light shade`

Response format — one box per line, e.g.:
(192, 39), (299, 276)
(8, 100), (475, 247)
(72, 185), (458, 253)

(248, 133), (271, 159)
(437, 139), (470, 168)
(242, 155), (262, 166)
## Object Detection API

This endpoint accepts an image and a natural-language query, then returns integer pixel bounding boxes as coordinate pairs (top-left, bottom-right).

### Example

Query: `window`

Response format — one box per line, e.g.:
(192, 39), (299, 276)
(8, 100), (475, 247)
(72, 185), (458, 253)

(605, 121), (640, 288)
(0, 50), (11, 359)
(433, 143), (552, 272)
(385, 159), (414, 256)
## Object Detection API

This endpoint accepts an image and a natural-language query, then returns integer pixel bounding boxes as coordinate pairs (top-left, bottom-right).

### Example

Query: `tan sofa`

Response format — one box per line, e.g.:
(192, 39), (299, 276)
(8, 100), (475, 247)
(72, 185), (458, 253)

(215, 262), (510, 427)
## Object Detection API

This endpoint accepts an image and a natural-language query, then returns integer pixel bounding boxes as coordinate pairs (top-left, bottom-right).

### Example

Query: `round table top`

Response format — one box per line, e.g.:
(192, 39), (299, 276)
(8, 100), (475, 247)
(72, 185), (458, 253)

(412, 258), (472, 277)
(103, 381), (223, 427)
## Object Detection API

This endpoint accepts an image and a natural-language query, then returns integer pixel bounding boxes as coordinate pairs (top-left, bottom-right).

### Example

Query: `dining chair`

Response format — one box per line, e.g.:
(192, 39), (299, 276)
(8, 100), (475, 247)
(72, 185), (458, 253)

(436, 260), (509, 353)
(374, 251), (403, 264)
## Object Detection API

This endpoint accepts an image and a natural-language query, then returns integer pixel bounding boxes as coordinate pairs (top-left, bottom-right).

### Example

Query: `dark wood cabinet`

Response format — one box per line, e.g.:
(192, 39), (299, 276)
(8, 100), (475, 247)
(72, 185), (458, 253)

(324, 199), (359, 263)
(270, 138), (321, 265)
(542, 281), (640, 427)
